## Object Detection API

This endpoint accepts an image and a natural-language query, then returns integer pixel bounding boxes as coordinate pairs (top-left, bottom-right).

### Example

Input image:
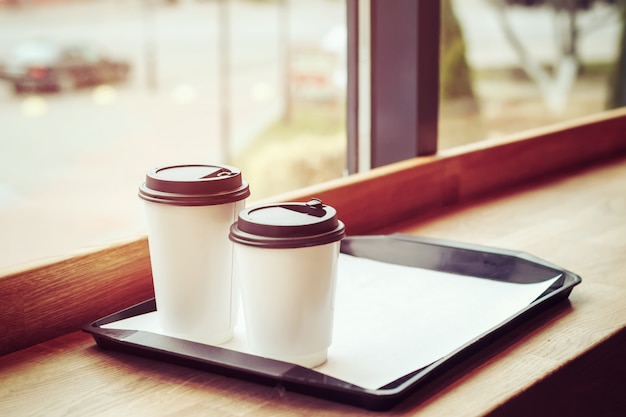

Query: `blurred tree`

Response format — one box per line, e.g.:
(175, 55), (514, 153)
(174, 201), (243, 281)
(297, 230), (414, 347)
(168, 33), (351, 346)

(607, 0), (626, 108)
(491, 0), (619, 113)
(440, 0), (476, 104)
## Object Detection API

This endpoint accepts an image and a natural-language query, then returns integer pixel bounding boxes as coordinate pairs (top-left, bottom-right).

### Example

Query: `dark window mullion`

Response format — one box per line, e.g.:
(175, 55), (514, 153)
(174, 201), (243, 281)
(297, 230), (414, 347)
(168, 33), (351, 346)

(347, 0), (360, 174)
(347, 0), (440, 173)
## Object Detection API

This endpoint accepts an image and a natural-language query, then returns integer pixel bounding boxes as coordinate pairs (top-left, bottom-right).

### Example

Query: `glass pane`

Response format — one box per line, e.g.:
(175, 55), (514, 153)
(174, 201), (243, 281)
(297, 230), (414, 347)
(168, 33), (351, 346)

(439, 0), (625, 150)
(0, 0), (347, 270)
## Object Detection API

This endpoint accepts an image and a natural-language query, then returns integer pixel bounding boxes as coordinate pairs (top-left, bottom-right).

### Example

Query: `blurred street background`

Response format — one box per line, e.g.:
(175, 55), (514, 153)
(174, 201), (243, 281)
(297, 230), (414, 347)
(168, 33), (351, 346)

(0, 0), (622, 270)
(0, 0), (346, 268)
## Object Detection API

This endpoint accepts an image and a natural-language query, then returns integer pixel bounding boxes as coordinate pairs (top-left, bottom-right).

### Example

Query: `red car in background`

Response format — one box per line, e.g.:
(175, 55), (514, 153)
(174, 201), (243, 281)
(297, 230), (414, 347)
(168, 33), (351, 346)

(0, 39), (130, 94)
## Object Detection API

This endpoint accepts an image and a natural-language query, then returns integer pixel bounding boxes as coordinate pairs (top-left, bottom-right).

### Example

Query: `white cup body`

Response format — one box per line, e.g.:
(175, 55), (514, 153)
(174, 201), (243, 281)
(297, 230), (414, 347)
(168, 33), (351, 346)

(234, 241), (341, 368)
(144, 199), (244, 345)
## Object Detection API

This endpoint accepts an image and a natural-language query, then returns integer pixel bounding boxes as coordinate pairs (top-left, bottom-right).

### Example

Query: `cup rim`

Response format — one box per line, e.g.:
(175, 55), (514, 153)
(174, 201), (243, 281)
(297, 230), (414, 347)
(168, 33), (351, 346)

(229, 199), (345, 248)
(139, 164), (250, 206)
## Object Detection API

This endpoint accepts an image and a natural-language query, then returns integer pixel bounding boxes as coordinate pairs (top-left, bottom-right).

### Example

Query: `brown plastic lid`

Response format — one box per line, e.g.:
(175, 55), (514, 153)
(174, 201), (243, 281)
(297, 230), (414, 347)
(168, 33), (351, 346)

(229, 198), (345, 248)
(138, 164), (250, 206)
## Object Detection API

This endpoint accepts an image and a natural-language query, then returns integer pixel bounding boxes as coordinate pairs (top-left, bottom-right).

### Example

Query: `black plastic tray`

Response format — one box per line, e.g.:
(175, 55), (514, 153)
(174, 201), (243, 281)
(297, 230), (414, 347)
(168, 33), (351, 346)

(83, 234), (581, 411)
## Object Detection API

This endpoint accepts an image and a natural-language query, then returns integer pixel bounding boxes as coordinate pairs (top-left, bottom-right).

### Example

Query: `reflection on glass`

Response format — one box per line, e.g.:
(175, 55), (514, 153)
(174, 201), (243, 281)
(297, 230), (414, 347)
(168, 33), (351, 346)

(0, 0), (347, 270)
(439, 0), (625, 150)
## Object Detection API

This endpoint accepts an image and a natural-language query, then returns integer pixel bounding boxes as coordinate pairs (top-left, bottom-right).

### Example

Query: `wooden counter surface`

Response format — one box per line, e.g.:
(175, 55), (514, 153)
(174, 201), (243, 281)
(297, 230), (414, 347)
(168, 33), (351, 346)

(1, 111), (625, 416)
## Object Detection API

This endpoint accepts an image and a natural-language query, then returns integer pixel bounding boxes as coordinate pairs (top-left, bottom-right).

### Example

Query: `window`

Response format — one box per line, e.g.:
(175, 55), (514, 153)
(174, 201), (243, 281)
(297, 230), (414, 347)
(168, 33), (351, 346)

(348, 0), (624, 166)
(1, 0), (623, 272)
(0, 0), (347, 271)
(438, 0), (625, 150)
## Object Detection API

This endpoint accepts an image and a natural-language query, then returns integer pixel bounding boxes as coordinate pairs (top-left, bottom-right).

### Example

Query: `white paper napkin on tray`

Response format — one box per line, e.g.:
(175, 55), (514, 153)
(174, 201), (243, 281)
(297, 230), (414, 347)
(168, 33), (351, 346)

(103, 253), (560, 390)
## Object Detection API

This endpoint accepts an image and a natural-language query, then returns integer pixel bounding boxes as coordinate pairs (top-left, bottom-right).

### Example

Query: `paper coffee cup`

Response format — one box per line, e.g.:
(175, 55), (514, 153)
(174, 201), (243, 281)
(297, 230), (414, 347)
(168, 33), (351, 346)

(139, 164), (250, 345)
(229, 198), (345, 367)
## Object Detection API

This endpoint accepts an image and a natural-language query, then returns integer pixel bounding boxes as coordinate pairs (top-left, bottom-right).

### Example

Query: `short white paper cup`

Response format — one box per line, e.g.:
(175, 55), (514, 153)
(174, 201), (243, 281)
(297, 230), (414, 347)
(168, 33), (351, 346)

(139, 164), (249, 345)
(230, 199), (345, 367)
(235, 242), (340, 367)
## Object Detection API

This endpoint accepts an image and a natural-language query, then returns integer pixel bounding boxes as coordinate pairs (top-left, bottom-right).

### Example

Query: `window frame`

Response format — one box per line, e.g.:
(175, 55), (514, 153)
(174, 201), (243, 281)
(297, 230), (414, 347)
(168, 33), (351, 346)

(347, 0), (440, 173)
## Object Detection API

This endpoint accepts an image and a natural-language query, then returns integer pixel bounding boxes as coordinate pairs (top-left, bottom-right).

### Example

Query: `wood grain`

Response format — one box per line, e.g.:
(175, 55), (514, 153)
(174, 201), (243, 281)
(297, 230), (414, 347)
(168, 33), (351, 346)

(1, 108), (625, 356)
(0, 238), (154, 355)
(0, 110), (625, 415)
(1, 151), (625, 417)
(264, 107), (626, 235)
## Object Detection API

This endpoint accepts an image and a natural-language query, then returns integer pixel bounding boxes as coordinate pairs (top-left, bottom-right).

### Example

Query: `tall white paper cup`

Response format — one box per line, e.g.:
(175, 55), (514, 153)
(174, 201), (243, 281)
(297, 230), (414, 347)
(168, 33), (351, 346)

(229, 199), (345, 368)
(139, 164), (249, 345)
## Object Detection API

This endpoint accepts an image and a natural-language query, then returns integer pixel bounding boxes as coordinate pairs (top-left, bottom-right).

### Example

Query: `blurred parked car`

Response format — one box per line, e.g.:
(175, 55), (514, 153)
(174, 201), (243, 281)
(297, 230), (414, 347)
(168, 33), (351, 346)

(0, 40), (130, 94)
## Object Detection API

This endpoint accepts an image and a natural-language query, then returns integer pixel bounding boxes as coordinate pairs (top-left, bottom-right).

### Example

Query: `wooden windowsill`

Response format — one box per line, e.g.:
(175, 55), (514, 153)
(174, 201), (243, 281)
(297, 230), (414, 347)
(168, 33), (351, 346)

(1, 108), (625, 416)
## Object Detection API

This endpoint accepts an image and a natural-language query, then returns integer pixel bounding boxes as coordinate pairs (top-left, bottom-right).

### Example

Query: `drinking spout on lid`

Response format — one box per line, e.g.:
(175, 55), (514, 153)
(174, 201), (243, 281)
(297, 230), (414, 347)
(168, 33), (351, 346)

(201, 167), (232, 179)
(306, 198), (324, 210)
